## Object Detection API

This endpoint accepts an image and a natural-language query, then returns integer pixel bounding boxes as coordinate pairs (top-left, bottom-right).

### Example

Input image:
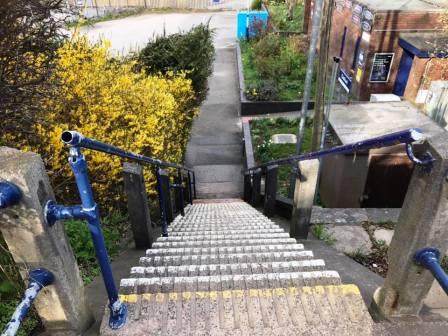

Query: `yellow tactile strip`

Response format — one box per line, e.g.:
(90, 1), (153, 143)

(101, 284), (374, 335)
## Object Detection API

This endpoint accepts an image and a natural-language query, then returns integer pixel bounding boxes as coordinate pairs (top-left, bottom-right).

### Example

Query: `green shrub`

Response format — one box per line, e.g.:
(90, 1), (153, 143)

(137, 23), (215, 105)
(251, 0), (263, 10)
(64, 210), (129, 284)
(246, 80), (278, 101)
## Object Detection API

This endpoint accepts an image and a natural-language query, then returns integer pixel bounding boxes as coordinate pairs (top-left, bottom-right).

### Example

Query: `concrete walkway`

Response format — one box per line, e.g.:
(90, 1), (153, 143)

(185, 14), (243, 199)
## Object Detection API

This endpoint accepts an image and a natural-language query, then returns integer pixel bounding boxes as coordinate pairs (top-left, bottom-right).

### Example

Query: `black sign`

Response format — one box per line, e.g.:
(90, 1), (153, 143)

(369, 53), (394, 82)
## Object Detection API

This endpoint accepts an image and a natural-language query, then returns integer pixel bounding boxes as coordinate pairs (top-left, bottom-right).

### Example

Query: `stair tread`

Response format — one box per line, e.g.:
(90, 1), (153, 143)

(100, 284), (374, 335)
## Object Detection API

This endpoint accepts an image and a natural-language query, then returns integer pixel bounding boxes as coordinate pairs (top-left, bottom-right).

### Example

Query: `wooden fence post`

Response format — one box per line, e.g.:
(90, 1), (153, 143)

(250, 169), (262, 207)
(0, 147), (93, 333)
(372, 137), (448, 319)
(290, 160), (319, 239)
(123, 162), (154, 249)
(263, 165), (278, 217)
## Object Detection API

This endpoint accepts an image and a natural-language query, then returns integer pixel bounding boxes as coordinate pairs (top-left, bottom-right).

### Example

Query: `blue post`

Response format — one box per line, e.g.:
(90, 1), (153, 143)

(415, 248), (448, 295)
(0, 181), (22, 209)
(155, 167), (168, 237)
(44, 146), (127, 329)
(1, 268), (54, 336)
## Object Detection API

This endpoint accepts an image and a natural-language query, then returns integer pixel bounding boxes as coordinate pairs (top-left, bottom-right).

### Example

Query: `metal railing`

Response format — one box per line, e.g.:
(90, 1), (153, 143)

(415, 248), (448, 295)
(245, 128), (429, 172)
(243, 128), (433, 222)
(42, 130), (196, 330)
(1, 269), (55, 336)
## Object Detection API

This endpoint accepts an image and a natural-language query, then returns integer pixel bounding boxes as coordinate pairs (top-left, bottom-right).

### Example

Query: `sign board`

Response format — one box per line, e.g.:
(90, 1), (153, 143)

(369, 53), (394, 82)
(356, 67), (363, 82)
(338, 69), (352, 93)
(361, 8), (373, 32)
(357, 49), (365, 68)
(352, 4), (363, 25)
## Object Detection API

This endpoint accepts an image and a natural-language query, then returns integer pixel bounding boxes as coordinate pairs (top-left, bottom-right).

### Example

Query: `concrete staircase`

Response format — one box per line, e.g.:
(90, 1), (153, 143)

(101, 200), (374, 335)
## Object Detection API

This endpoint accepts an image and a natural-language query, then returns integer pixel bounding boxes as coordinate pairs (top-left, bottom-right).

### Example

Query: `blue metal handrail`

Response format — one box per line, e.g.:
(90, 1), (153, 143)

(60, 130), (193, 172)
(1, 268), (54, 336)
(245, 128), (431, 172)
(415, 248), (448, 295)
(0, 181), (22, 209)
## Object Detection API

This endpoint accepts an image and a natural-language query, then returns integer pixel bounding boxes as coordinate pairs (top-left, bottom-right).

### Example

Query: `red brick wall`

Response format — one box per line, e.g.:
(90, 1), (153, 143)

(329, 5), (445, 100)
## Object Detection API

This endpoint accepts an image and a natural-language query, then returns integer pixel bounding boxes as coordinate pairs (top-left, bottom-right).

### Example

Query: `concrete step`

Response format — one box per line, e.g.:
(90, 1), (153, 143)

(156, 233), (291, 242)
(130, 260), (327, 278)
(146, 244), (305, 257)
(151, 238), (297, 248)
(120, 271), (341, 294)
(101, 284), (374, 335)
(168, 227), (284, 233)
(139, 250), (314, 267)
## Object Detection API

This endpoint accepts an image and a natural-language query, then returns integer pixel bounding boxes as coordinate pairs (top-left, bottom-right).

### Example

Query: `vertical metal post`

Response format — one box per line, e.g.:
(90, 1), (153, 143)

(250, 169), (262, 207)
(187, 171), (193, 205)
(192, 171), (197, 199)
(263, 165), (278, 217)
(296, 0), (324, 154)
(155, 167), (168, 237)
(68, 147), (127, 329)
(243, 172), (252, 202)
(177, 169), (185, 216)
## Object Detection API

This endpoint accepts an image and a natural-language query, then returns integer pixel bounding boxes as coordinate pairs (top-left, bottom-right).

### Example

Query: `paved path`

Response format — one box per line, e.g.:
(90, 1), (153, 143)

(81, 12), (243, 198)
(185, 13), (243, 198)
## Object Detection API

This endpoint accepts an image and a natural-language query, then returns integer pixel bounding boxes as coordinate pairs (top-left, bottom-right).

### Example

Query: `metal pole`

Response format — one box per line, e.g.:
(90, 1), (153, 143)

(155, 167), (168, 237)
(319, 57), (340, 150)
(192, 171), (197, 199)
(68, 147), (127, 329)
(187, 171), (193, 205)
(295, 0), (324, 155)
(177, 169), (185, 216)
(0, 181), (22, 209)
(1, 269), (54, 336)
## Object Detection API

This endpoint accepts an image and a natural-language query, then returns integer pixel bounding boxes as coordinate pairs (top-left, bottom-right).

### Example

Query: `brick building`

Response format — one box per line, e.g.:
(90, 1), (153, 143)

(329, 0), (448, 101)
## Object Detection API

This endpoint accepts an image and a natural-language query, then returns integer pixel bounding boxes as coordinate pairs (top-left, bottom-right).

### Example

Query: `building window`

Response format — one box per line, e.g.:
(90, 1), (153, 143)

(340, 27), (347, 58)
(352, 36), (361, 70)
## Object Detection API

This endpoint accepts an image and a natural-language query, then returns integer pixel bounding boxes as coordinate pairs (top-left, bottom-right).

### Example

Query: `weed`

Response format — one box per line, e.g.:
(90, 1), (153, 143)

(311, 224), (336, 245)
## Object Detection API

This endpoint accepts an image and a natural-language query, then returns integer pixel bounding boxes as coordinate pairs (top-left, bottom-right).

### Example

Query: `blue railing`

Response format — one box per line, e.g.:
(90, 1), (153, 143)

(42, 130), (195, 329)
(0, 181), (22, 209)
(415, 248), (448, 295)
(245, 128), (432, 172)
(1, 268), (55, 336)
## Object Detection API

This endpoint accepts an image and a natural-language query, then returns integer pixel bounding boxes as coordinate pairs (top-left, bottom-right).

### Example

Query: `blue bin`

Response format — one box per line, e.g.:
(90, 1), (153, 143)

(237, 11), (269, 39)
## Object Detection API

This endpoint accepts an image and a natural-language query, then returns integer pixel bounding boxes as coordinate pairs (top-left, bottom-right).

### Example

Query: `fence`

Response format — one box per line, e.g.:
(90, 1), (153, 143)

(67, 0), (248, 11)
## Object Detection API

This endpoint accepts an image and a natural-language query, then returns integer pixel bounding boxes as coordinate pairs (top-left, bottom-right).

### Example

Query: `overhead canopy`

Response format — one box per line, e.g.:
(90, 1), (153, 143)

(400, 33), (448, 58)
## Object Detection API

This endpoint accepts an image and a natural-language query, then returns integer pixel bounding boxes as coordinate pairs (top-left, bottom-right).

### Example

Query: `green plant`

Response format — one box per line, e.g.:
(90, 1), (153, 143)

(311, 224), (336, 245)
(137, 23), (215, 105)
(251, 0), (263, 10)
(64, 210), (129, 284)
(245, 80), (278, 101)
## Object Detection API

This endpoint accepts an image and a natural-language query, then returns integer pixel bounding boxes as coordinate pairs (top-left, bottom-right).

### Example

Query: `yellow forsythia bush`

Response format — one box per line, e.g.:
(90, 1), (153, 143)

(11, 38), (197, 207)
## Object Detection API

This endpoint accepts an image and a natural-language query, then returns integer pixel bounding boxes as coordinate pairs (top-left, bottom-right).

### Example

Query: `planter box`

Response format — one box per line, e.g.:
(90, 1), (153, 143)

(236, 43), (314, 116)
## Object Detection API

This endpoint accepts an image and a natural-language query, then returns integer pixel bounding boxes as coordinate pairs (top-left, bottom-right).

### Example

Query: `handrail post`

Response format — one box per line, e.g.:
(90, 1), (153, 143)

(2, 268), (55, 336)
(371, 136), (448, 319)
(123, 162), (154, 249)
(243, 172), (252, 202)
(67, 146), (127, 329)
(250, 169), (262, 207)
(187, 171), (193, 204)
(175, 169), (185, 216)
(263, 165), (278, 217)
(192, 171), (197, 199)
(290, 160), (319, 239)
(155, 167), (169, 237)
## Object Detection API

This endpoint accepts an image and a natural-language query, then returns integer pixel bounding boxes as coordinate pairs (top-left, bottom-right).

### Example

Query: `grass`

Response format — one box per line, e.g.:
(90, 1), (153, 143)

(250, 117), (312, 196)
(64, 209), (130, 284)
(239, 36), (309, 101)
(267, 2), (304, 32)
(311, 224), (336, 245)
